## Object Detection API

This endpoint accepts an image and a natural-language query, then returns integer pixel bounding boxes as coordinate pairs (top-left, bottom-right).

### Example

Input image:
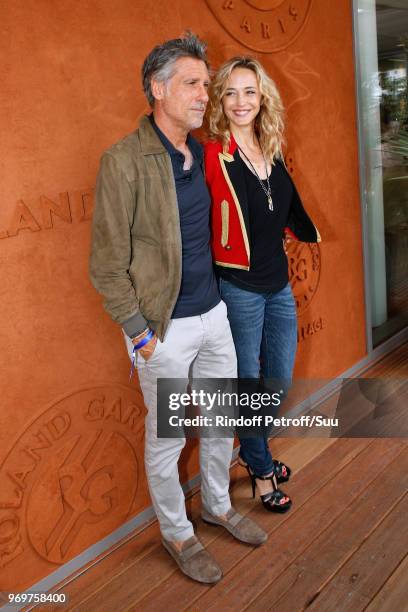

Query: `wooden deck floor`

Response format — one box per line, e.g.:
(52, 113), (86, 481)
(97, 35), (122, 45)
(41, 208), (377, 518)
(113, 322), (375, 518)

(45, 343), (408, 612)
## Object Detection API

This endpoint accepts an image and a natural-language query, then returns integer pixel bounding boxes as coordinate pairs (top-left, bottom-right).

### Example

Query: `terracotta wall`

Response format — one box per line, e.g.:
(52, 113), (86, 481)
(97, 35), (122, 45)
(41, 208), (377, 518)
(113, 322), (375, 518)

(0, 0), (366, 591)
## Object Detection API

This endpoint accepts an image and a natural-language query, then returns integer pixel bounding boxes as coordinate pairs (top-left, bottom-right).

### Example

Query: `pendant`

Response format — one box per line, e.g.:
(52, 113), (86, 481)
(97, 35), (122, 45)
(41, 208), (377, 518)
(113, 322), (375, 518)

(268, 195), (273, 211)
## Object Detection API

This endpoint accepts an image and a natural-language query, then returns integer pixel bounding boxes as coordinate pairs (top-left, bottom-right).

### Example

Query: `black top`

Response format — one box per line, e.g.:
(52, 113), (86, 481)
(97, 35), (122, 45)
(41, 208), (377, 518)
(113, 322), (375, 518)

(218, 156), (293, 293)
(149, 116), (220, 317)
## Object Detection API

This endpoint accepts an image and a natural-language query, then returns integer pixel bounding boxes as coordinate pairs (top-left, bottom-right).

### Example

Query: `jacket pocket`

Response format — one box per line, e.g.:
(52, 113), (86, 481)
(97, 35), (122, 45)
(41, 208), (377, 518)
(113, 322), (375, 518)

(221, 200), (229, 247)
(130, 242), (163, 318)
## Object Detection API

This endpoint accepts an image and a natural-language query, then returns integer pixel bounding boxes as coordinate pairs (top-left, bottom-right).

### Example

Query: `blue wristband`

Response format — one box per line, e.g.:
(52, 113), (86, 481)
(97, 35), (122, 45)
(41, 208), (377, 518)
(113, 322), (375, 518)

(129, 329), (155, 381)
(133, 329), (154, 351)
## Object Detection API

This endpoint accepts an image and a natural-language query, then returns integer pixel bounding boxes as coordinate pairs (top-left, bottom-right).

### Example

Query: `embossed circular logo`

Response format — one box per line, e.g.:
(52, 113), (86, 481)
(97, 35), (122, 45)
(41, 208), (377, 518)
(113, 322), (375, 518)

(287, 241), (321, 314)
(206, 0), (313, 53)
(0, 386), (144, 573)
(244, 1), (286, 9)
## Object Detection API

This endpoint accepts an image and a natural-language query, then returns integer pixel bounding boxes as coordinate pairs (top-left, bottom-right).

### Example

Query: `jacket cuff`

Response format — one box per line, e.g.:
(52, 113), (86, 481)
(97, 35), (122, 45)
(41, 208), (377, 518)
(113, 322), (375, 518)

(121, 311), (149, 338)
(284, 227), (299, 241)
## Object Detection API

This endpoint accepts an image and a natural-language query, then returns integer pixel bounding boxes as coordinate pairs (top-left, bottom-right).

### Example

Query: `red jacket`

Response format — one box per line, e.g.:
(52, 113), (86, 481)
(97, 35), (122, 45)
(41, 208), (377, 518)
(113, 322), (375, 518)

(204, 136), (320, 270)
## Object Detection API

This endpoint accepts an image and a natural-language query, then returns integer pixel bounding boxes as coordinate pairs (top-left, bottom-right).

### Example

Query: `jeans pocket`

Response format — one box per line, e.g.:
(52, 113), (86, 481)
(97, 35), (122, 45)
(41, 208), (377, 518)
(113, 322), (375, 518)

(219, 277), (234, 298)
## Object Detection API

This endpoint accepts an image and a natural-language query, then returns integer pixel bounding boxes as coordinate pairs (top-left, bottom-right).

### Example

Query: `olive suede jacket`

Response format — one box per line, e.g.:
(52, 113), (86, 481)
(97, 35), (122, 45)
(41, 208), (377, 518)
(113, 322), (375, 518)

(89, 116), (184, 341)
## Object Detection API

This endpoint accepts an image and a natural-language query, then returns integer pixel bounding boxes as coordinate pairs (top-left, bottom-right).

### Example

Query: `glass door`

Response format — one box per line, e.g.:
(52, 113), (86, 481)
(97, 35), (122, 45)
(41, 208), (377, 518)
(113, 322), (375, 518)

(355, 0), (408, 347)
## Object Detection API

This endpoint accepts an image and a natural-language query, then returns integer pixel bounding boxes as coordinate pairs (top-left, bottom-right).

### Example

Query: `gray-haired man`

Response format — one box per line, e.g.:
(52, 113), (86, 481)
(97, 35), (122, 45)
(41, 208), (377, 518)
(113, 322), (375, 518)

(90, 34), (267, 583)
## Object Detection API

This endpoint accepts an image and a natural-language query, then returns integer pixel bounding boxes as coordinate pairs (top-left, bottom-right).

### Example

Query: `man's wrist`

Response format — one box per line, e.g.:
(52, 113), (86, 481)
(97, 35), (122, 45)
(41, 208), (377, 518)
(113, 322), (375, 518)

(131, 327), (151, 345)
(132, 329), (155, 351)
(122, 312), (149, 339)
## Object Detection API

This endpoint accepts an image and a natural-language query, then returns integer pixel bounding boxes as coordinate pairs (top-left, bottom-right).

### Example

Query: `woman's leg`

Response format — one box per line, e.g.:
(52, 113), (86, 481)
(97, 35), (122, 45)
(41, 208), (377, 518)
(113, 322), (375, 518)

(261, 283), (298, 383)
(218, 278), (264, 377)
(261, 283), (298, 463)
(219, 278), (274, 476)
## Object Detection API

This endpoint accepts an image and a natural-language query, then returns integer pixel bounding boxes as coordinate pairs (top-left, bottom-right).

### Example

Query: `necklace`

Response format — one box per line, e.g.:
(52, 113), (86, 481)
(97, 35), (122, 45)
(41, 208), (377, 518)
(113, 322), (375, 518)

(236, 142), (273, 211)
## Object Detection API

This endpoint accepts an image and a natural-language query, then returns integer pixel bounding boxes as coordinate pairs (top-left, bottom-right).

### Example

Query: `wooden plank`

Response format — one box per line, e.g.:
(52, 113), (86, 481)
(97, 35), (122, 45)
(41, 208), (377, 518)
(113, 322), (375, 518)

(57, 491), (208, 612)
(57, 438), (308, 609)
(339, 384), (408, 438)
(44, 487), (206, 612)
(243, 567), (370, 612)
(130, 439), (372, 611)
(45, 438), (301, 610)
(24, 522), (161, 612)
(367, 342), (408, 377)
(78, 439), (371, 611)
(365, 554), (408, 612)
(20, 345), (408, 611)
(317, 375), (408, 439)
(70, 439), (342, 610)
(306, 493), (408, 612)
(59, 343), (407, 610)
(266, 437), (337, 474)
(266, 436), (311, 456)
(247, 445), (408, 611)
(182, 440), (404, 612)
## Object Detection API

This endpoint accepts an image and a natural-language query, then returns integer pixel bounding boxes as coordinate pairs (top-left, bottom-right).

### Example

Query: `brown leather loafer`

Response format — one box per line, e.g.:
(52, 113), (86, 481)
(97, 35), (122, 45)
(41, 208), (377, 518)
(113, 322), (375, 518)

(162, 535), (223, 584)
(202, 507), (267, 546)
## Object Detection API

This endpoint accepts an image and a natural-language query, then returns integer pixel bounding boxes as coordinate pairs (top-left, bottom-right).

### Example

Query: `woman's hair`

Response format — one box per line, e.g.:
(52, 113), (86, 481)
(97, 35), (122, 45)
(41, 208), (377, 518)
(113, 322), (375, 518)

(206, 56), (285, 162)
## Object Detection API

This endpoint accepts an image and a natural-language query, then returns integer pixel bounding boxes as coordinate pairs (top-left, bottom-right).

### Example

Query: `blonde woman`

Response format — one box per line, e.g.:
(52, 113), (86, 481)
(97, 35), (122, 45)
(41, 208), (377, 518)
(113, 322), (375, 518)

(205, 57), (320, 513)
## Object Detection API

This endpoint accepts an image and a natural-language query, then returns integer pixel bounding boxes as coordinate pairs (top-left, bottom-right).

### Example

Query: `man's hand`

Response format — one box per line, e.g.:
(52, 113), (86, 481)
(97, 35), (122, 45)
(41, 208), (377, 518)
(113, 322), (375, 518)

(138, 335), (158, 361)
(132, 329), (158, 362)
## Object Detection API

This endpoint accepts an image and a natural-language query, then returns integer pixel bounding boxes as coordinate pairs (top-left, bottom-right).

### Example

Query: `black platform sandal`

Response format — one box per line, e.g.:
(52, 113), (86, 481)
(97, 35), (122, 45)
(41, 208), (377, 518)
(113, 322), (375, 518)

(272, 459), (291, 484)
(238, 455), (291, 484)
(238, 459), (292, 513)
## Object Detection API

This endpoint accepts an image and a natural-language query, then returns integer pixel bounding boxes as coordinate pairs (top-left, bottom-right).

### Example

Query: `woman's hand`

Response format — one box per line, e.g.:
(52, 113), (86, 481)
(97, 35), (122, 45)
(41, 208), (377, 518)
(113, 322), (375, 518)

(283, 236), (292, 255)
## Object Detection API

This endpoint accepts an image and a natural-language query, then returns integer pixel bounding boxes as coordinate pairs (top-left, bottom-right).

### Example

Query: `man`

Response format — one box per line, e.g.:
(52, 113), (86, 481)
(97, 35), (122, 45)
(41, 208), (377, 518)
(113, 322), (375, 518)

(90, 33), (267, 584)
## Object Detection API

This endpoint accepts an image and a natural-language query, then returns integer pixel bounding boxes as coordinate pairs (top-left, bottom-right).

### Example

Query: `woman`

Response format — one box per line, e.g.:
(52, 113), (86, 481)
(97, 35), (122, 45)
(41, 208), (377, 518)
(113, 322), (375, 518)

(204, 57), (320, 513)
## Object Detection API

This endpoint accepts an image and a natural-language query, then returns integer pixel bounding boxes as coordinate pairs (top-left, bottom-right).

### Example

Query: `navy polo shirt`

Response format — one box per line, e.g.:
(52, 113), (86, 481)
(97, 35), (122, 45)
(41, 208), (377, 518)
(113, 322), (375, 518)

(149, 116), (220, 318)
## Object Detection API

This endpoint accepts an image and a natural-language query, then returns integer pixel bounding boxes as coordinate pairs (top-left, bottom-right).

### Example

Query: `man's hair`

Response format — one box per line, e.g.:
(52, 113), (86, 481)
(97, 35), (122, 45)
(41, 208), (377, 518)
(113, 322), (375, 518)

(142, 32), (208, 106)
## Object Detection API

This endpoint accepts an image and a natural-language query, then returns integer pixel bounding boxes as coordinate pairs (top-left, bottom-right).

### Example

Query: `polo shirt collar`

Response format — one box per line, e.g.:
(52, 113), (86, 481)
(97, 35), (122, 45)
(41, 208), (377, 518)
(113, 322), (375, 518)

(149, 114), (203, 161)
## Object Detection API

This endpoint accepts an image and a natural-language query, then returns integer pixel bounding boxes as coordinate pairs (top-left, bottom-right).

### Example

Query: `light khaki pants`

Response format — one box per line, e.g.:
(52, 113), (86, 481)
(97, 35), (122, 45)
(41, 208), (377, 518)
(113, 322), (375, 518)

(125, 300), (237, 541)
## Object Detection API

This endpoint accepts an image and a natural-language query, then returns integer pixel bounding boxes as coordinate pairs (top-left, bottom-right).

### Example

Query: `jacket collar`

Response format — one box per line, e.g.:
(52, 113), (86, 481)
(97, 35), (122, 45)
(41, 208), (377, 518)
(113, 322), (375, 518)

(138, 114), (203, 160)
(138, 115), (167, 155)
(217, 135), (251, 259)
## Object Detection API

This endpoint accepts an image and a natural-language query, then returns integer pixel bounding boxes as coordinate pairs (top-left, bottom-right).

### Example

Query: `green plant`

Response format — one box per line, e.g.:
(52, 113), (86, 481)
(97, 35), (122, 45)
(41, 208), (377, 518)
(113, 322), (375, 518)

(384, 128), (408, 181)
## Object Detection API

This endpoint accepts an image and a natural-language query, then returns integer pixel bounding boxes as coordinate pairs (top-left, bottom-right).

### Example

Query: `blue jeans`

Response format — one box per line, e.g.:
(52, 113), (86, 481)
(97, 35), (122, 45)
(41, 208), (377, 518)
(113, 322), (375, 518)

(219, 279), (297, 476)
